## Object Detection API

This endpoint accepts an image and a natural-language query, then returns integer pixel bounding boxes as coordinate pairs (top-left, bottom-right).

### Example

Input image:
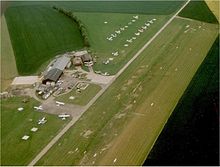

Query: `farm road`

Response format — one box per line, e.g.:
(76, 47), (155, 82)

(28, 0), (191, 165)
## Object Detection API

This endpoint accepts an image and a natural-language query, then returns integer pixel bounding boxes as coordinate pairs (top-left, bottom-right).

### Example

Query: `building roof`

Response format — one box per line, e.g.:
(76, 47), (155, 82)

(44, 68), (63, 82)
(74, 50), (88, 57)
(52, 56), (71, 71)
(81, 54), (92, 62)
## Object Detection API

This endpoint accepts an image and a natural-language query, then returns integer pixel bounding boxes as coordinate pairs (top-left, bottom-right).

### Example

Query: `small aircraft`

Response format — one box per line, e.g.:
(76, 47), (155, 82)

(133, 15), (139, 19)
(111, 34), (117, 38)
(124, 26), (128, 28)
(138, 29), (144, 33)
(124, 44), (129, 47)
(115, 30), (121, 34)
(38, 117), (47, 125)
(120, 27), (125, 31)
(112, 51), (119, 56)
(132, 19), (136, 22)
(145, 23), (150, 26)
(107, 37), (113, 41)
(55, 101), (65, 106)
(135, 32), (140, 36)
(34, 105), (43, 111)
(142, 26), (147, 30)
(126, 39), (133, 43)
(153, 18), (157, 21)
(58, 114), (70, 120)
(148, 20), (154, 24)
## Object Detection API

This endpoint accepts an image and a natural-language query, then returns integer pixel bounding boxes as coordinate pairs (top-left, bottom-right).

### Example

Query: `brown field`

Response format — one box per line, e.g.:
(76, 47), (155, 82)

(205, 0), (219, 21)
(0, 15), (18, 91)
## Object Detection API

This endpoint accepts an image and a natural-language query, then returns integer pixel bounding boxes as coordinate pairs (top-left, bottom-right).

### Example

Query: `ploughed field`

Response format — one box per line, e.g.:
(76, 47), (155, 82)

(36, 18), (218, 165)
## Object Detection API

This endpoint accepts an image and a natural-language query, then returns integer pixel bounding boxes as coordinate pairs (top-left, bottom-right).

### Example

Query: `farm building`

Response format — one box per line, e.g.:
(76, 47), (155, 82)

(43, 56), (71, 84)
(81, 54), (93, 63)
(74, 50), (88, 57)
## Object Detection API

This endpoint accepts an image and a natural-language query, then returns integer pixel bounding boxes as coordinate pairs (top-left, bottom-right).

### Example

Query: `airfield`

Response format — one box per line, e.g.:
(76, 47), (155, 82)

(1, 0), (219, 166)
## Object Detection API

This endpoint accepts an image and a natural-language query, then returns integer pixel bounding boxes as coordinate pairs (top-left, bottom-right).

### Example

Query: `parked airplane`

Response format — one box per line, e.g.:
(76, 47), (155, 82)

(142, 26), (147, 30)
(112, 51), (119, 56)
(55, 101), (65, 106)
(133, 15), (139, 19)
(58, 114), (70, 120)
(34, 105), (43, 111)
(126, 39), (133, 43)
(115, 30), (121, 34)
(138, 29), (144, 33)
(120, 27), (125, 31)
(107, 37), (113, 41)
(38, 117), (47, 125)
(135, 32), (140, 36)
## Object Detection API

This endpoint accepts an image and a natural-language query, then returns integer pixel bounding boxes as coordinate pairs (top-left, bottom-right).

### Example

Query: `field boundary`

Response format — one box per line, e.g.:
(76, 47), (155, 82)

(28, 0), (190, 165)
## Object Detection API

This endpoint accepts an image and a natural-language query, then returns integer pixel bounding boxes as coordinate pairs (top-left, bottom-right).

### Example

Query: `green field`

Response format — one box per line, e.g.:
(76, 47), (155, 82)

(10, 1), (184, 15)
(1, 97), (69, 165)
(74, 12), (170, 74)
(179, 0), (218, 23)
(56, 84), (101, 106)
(5, 5), (84, 75)
(36, 17), (218, 165)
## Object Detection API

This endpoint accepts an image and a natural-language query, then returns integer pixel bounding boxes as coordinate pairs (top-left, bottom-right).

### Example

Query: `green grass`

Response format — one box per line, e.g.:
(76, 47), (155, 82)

(74, 12), (171, 74)
(5, 5), (84, 75)
(1, 97), (69, 165)
(145, 36), (219, 165)
(56, 84), (101, 106)
(178, 0), (218, 23)
(10, 1), (184, 15)
(36, 18), (218, 166)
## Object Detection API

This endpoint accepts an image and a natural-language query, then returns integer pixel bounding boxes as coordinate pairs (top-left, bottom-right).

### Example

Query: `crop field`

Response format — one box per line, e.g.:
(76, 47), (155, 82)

(56, 84), (101, 106)
(145, 36), (219, 165)
(10, 1), (184, 15)
(178, 0), (218, 23)
(0, 15), (18, 91)
(75, 12), (170, 74)
(36, 17), (218, 166)
(1, 97), (69, 165)
(5, 5), (84, 75)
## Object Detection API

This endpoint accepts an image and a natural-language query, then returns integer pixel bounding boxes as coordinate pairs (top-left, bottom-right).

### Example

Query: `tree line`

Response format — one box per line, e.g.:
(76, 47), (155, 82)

(53, 6), (90, 47)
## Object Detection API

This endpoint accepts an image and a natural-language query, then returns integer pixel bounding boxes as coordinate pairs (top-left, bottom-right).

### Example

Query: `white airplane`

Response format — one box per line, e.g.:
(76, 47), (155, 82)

(120, 27), (125, 31)
(115, 30), (121, 34)
(34, 105), (43, 111)
(107, 37), (113, 41)
(132, 37), (136, 40)
(112, 51), (119, 56)
(132, 19), (136, 22)
(133, 15), (139, 19)
(56, 101), (65, 106)
(135, 32), (140, 36)
(153, 18), (157, 21)
(38, 117), (47, 125)
(149, 20), (154, 24)
(111, 34), (117, 38)
(126, 39), (133, 43)
(103, 60), (109, 65)
(124, 44), (129, 47)
(142, 26), (147, 30)
(124, 25), (128, 28)
(58, 114), (70, 120)
(138, 29), (144, 33)
(145, 23), (150, 26)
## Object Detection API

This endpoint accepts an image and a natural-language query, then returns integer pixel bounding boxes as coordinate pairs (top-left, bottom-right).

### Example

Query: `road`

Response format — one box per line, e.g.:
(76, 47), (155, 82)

(28, 0), (190, 165)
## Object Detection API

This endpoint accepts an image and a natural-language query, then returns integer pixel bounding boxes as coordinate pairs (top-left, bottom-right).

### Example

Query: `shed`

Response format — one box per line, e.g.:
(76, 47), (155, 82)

(81, 54), (93, 63)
